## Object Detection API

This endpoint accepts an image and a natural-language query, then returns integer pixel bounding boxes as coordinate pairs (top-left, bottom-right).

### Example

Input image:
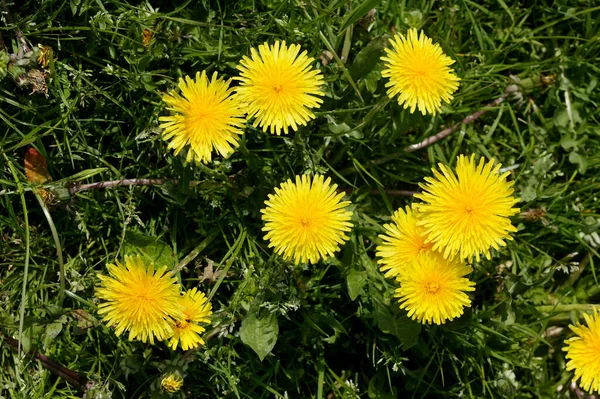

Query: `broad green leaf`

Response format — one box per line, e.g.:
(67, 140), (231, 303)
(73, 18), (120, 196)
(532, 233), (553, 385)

(338, 0), (382, 34)
(520, 177), (538, 202)
(45, 321), (63, 340)
(404, 10), (423, 28)
(311, 313), (348, 336)
(348, 36), (387, 81)
(240, 312), (279, 361)
(368, 371), (398, 399)
(569, 151), (588, 174)
(327, 120), (351, 135)
(123, 232), (177, 270)
(374, 302), (421, 349)
(560, 135), (581, 150)
(347, 268), (367, 300)
(161, 180), (189, 206)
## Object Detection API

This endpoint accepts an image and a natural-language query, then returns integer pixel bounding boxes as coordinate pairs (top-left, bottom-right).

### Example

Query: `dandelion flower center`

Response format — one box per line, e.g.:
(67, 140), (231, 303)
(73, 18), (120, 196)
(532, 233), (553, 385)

(381, 28), (460, 115)
(415, 154), (520, 262)
(159, 71), (245, 164)
(235, 41), (324, 135)
(563, 310), (600, 394)
(96, 256), (182, 344)
(425, 281), (440, 294)
(177, 320), (190, 329)
(261, 175), (353, 264)
(395, 252), (475, 325)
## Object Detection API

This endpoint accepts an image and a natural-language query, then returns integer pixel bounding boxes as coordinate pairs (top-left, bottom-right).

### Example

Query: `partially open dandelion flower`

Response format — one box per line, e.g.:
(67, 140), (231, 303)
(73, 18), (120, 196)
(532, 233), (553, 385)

(159, 71), (245, 164)
(381, 29), (460, 115)
(563, 310), (600, 394)
(415, 154), (520, 262)
(396, 251), (475, 325)
(235, 41), (324, 135)
(96, 256), (182, 343)
(161, 373), (184, 393)
(376, 204), (432, 279)
(167, 288), (212, 350)
(261, 175), (353, 264)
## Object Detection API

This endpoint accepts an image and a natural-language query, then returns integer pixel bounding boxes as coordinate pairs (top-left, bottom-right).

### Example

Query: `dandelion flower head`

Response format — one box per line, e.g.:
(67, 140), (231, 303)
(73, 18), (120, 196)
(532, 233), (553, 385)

(563, 310), (600, 394)
(235, 41), (324, 135)
(159, 71), (245, 164)
(376, 204), (432, 279)
(395, 251), (475, 325)
(381, 28), (460, 115)
(161, 373), (184, 393)
(261, 175), (353, 264)
(415, 154), (520, 262)
(168, 287), (212, 350)
(96, 256), (182, 343)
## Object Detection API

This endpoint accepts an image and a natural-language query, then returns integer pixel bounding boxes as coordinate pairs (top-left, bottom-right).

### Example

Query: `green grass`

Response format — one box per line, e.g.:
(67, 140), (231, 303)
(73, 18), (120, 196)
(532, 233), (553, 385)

(1, 0), (600, 398)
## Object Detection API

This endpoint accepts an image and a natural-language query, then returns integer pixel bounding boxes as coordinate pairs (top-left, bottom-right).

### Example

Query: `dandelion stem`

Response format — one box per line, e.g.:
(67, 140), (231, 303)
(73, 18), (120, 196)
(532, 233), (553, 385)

(172, 229), (220, 276)
(33, 191), (66, 307)
(338, 83), (521, 176)
(371, 189), (417, 197)
(0, 331), (88, 392)
(71, 178), (169, 193)
(403, 84), (519, 153)
(344, 188), (417, 197)
(69, 178), (202, 194)
(3, 154), (29, 364)
(537, 304), (600, 313)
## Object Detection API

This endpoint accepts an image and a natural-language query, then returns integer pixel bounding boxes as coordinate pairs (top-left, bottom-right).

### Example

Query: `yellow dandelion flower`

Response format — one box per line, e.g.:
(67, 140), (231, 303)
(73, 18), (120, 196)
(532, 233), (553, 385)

(396, 251), (475, 325)
(36, 44), (52, 69)
(159, 71), (245, 164)
(235, 41), (324, 135)
(168, 288), (212, 350)
(381, 28), (460, 115)
(161, 373), (184, 393)
(415, 154), (520, 262)
(96, 256), (182, 344)
(376, 204), (432, 279)
(261, 175), (353, 264)
(563, 310), (600, 394)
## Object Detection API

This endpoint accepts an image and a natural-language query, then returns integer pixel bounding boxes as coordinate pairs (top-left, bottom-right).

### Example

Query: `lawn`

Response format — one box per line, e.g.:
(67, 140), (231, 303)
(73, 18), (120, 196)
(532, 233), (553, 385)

(1, 0), (600, 398)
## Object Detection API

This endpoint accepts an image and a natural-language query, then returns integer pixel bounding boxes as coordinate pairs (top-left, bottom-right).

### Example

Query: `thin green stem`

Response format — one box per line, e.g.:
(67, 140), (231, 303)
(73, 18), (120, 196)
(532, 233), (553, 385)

(33, 192), (65, 306)
(172, 229), (220, 276)
(319, 30), (364, 103)
(208, 230), (246, 300)
(3, 155), (30, 365)
(537, 304), (600, 313)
